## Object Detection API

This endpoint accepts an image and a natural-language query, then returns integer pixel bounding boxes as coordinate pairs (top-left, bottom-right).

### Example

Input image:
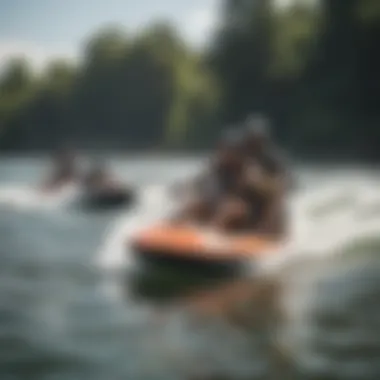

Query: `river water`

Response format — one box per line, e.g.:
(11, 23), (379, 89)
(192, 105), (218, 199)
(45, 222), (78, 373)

(0, 156), (379, 380)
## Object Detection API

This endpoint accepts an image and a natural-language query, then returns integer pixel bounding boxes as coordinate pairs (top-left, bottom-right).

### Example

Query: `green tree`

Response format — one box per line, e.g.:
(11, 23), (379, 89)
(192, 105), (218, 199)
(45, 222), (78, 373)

(209, 0), (275, 124)
(0, 58), (37, 149)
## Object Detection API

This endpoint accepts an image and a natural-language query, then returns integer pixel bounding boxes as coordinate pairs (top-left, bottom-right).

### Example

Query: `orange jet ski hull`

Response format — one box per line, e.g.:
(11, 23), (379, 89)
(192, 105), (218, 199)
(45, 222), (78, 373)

(130, 224), (281, 271)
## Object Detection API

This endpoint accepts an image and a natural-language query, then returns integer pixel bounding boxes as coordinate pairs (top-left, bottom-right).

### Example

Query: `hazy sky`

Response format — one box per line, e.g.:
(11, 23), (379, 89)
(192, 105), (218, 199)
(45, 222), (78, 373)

(0, 0), (293, 69)
(0, 0), (220, 68)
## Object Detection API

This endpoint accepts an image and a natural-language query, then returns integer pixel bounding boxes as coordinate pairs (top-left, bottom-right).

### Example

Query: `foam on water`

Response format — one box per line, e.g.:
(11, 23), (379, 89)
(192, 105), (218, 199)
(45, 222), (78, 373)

(98, 172), (380, 278)
(97, 184), (175, 270)
(4, 171), (379, 277)
(0, 183), (81, 211)
(2, 164), (380, 380)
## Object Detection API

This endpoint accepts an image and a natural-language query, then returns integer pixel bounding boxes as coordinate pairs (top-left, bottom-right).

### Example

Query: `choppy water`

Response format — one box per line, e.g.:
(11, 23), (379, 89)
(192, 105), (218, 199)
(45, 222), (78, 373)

(0, 156), (379, 380)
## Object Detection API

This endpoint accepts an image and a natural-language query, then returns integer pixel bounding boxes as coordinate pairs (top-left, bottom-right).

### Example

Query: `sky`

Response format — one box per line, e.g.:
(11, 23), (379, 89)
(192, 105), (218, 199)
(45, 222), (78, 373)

(0, 0), (294, 70)
(0, 0), (220, 69)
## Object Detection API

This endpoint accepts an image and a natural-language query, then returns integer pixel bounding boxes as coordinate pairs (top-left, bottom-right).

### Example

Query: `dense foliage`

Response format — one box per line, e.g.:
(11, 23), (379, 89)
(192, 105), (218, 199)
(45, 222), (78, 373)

(0, 0), (379, 159)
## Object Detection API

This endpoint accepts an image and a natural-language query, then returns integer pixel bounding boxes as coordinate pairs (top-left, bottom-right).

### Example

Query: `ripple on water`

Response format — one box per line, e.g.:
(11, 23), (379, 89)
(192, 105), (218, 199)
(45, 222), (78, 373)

(280, 251), (380, 380)
(1, 162), (380, 379)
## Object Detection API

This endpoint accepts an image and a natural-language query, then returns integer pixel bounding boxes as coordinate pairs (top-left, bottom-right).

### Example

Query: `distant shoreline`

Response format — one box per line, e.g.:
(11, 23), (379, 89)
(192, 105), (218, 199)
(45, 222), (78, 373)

(0, 148), (378, 167)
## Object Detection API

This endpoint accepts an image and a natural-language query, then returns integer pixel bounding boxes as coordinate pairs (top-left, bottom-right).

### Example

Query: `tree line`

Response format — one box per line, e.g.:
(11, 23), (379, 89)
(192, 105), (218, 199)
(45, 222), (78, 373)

(0, 0), (379, 160)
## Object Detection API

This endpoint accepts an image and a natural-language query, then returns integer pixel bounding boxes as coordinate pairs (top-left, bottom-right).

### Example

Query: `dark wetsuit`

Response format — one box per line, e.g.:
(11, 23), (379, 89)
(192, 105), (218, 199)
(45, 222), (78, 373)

(200, 166), (243, 203)
(188, 164), (244, 224)
(255, 147), (288, 178)
(240, 147), (290, 231)
(188, 147), (290, 232)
